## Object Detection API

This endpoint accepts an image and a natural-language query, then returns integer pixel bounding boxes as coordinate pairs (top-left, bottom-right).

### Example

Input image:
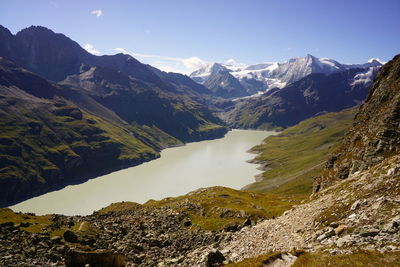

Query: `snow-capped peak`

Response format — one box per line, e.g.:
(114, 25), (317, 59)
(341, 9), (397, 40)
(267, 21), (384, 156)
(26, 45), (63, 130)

(368, 58), (385, 65)
(190, 54), (384, 95)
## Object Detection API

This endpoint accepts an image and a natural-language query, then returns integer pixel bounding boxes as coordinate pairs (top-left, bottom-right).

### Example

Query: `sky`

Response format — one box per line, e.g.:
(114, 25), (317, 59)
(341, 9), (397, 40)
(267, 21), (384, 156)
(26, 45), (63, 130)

(1, 0), (399, 74)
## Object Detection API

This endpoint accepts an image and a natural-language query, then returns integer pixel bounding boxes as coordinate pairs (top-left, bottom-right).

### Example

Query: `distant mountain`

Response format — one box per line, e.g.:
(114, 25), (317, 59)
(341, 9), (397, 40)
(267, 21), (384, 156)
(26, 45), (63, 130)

(224, 67), (380, 129)
(203, 70), (248, 98)
(0, 25), (162, 84)
(190, 54), (383, 98)
(60, 66), (225, 141)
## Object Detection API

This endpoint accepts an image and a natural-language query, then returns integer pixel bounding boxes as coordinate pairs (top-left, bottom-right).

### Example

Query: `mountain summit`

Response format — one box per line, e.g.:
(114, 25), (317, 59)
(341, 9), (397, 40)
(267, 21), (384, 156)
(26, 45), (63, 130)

(190, 55), (383, 98)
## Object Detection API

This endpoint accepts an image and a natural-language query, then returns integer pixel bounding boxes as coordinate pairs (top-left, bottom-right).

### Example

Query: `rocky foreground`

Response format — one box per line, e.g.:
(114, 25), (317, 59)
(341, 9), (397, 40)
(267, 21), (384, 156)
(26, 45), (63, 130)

(0, 154), (399, 267)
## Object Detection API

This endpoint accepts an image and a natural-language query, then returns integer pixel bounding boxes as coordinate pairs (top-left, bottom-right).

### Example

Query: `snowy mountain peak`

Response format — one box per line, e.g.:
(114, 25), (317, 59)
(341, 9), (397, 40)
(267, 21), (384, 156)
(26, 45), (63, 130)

(368, 58), (385, 65)
(190, 55), (384, 98)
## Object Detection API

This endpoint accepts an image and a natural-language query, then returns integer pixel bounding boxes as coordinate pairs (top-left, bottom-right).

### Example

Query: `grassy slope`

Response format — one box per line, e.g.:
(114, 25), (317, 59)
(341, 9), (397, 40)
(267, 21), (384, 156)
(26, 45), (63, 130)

(244, 108), (356, 201)
(0, 96), (184, 206)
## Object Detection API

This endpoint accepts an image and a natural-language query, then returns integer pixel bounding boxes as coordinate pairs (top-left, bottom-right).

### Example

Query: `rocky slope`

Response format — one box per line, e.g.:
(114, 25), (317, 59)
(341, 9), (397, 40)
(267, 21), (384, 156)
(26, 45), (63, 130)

(1, 155), (399, 266)
(0, 186), (291, 266)
(315, 54), (400, 191)
(185, 156), (400, 266)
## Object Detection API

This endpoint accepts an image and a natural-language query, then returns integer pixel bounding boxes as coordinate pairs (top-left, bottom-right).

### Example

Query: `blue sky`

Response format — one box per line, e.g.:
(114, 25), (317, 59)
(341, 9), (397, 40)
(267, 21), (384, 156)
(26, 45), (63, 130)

(1, 0), (399, 73)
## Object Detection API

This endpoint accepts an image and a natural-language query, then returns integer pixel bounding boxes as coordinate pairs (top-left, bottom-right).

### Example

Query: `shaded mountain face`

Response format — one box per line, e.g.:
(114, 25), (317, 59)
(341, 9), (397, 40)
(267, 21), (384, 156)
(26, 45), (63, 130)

(0, 25), (169, 89)
(60, 66), (226, 141)
(0, 25), (227, 142)
(203, 70), (248, 98)
(190, 55), (383, 98)
(315, 54), (400, 191)
(0, 58), (170, 206)
(147, 65), (212, 96)
(224, 67), (379, 129)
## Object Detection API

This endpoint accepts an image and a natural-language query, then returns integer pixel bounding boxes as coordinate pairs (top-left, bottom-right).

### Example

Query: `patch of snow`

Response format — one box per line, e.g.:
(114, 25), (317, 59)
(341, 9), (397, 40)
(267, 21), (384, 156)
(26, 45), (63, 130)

(351, 67), (376, 86)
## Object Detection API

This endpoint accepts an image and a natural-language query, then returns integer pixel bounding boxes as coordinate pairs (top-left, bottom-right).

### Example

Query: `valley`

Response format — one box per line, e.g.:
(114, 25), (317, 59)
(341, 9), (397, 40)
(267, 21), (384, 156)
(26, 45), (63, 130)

(0, 13), (399, 267)
(10, 130), (274, 216)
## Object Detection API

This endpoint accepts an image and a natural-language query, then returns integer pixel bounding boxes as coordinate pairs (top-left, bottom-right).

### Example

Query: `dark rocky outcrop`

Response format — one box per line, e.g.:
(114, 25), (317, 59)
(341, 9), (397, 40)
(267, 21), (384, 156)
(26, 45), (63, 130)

(315, 54), (400, 192)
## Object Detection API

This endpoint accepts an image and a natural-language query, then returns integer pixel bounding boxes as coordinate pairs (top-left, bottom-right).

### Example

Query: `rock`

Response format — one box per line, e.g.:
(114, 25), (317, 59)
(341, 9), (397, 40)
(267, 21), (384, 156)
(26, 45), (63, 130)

(224, 224), (239, 232)
(359, 228), (380, 237)
(391, 215), (400, 228)
(0, 222), (14, 228)
(205, 250), (225, 267)
(50, 236), (63, 244)
(242, 217), (252, 227)
(183, 219), (192, 227)
(350, 200), (361, 211)
(387, 167), (399, 175)
(317, 229), (335, 241)
(329, 222), (340, 228)
(335, 224), (347, 236)
(63, 230), (78, 243)
(19, 222), (30, 228)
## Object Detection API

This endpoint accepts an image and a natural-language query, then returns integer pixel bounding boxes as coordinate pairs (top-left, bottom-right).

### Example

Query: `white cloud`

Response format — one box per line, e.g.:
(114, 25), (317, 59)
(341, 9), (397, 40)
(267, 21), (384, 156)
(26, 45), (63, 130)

(224, 58), (237, 65)
(84, 43), (101, 55)
(113, 48), (208, 74)
(182, 57), (207, 70)
(91, 9), (103, 17)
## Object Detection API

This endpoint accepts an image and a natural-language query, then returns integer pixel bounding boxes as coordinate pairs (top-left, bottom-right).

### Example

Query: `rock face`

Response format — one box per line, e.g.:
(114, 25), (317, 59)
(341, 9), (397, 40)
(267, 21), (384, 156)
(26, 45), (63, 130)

(315, 54), (400, 191)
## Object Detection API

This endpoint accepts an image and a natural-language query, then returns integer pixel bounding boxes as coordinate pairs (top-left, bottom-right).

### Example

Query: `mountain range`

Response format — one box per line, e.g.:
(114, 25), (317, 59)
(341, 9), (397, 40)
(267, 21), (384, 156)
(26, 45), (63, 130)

(0, 24), (387, 206)
(190, 54), (383, 98)
(0, 25), (228, 206)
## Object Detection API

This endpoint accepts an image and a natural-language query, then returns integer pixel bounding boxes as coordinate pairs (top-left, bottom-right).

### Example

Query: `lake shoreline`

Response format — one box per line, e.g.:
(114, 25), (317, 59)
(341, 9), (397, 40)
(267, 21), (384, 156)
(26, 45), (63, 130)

(10, 129), (275, 216)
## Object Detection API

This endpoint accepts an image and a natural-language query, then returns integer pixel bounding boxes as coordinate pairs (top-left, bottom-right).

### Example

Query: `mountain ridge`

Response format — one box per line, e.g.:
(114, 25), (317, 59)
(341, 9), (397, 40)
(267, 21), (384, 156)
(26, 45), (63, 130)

(190, 54), (383, 99)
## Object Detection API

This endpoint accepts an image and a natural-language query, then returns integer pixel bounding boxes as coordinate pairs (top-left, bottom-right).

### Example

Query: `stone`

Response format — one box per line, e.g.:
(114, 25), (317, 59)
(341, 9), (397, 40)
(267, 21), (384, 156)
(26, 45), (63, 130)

(329, 222), (340, 228)
(242, 217), (252, 227)
(317, 229), (336, 242)
(63, 230), (78, 243)
(205, 250), (225, 267)
(0, 222), (14, 228)
(387, 167), (399, 175)
(50, 236), (62, 244)
(335, 224), (347, 236)
(19, 222), (31, 228)
(183, 219), (192, 227)
(335, 235), (353, 247)
(350, 200), (361, 211)
(359, 228), (380, 237)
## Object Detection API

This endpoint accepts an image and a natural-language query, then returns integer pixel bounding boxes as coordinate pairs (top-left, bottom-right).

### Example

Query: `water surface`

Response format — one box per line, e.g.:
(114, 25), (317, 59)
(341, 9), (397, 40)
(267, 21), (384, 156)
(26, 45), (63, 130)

(11, 130), (274, 216)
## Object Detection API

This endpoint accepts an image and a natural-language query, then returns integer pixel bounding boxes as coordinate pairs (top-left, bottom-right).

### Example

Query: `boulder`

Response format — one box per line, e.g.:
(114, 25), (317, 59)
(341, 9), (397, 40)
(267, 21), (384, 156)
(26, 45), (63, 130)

(63, 230), (78, 243)
(205, 250), (225, 267)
